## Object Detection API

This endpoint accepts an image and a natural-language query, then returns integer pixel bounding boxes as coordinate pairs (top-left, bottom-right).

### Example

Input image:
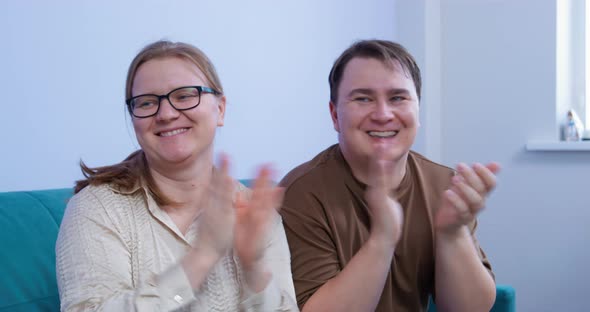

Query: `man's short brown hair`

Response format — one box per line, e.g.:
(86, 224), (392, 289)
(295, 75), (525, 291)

(328, 39), (422, 103)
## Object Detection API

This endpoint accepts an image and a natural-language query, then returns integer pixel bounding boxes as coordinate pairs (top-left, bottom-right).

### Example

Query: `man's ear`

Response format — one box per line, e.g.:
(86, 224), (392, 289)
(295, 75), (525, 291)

(329, 101), (340, 132)
(217, 95), (226, 127)
(416, 101), (421, 128)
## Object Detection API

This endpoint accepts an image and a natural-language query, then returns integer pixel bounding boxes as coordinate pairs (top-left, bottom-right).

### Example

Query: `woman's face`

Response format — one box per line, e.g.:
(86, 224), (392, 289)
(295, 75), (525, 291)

(130, 57), (225, 169)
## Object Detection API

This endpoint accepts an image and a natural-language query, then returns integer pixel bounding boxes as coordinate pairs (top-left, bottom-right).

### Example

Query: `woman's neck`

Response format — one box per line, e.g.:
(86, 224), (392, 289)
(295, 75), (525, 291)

(148, 152), (215, 211)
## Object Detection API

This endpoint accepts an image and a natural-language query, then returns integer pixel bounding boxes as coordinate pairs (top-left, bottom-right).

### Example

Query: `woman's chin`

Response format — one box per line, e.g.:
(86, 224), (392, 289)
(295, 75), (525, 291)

(154, 152), (193, 166)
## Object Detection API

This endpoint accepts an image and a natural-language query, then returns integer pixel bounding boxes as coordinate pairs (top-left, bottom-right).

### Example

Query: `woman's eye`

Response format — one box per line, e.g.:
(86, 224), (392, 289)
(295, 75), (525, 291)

(175, 93), (198, 101)
(137, 101), (156, 108)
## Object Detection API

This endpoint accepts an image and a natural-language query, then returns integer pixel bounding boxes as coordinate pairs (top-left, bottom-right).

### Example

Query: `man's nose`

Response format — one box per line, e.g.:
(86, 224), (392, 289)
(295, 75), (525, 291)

(370, 100), (395, 121)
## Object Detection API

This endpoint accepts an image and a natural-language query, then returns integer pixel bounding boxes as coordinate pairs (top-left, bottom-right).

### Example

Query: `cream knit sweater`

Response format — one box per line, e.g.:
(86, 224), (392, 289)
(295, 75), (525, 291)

(56, 183), (297, 311)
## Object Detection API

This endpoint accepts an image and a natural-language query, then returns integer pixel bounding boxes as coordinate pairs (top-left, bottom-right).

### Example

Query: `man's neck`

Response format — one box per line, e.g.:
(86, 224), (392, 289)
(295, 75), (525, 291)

(341, 148), (409, 192)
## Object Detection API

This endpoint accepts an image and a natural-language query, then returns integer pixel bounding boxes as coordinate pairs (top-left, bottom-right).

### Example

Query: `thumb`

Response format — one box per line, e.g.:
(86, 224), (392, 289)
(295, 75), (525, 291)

(435, 191), (455, 229)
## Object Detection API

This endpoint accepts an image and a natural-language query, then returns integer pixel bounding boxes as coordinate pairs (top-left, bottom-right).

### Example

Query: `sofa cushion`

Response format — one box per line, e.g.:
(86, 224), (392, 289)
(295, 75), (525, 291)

(0, 188), (72, 311)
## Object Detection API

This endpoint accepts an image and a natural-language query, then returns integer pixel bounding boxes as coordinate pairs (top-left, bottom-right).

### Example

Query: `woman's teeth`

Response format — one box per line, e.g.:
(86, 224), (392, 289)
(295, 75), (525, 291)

(159, 128), (188, 137)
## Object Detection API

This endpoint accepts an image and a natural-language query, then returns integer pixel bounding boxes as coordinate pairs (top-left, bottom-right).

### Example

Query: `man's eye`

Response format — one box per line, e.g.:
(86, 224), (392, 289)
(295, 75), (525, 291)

(354, 97), (371, 102)
(391, 96), (405, 102)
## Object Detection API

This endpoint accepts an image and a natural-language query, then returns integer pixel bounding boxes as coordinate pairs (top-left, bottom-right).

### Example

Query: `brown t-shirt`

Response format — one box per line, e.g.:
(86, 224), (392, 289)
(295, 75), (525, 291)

(279, 144), (493, 312)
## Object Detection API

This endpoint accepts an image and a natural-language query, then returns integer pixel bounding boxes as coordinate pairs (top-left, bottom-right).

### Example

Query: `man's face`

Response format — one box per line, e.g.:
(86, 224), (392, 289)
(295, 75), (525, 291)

(330, 57), (420, 166)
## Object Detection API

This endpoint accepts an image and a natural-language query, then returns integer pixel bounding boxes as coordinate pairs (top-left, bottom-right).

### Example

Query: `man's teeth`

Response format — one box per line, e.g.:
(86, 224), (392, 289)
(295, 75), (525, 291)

(368, 131), (398, 138)
(159, 128), (188, 137)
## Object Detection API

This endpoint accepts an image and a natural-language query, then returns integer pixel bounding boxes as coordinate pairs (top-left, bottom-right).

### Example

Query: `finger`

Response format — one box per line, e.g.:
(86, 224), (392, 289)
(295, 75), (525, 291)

(485, 162), (501, 174)
(214, 153), (235, 193)
(217, 153), (231, 177)
(235, 191), (247, 209)
(210, 154), (235, 209)
(435, 191), (459, 228)
(456, 163), (486, 194)
(474, 162), (498, 192)
(255, 186), (285, 214)
(435, 206), (453, 229)
(235, 190), (258, 220)
(250, 165), (274, 204)
(242, 166), (279, 220)
(444, 188), (472, 222)
(451, 175), (485, 213)
(252, 164), (274, 191)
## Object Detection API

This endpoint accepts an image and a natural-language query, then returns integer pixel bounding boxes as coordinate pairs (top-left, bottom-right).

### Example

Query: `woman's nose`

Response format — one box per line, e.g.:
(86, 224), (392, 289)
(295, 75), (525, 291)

(155, 98), (180, 121)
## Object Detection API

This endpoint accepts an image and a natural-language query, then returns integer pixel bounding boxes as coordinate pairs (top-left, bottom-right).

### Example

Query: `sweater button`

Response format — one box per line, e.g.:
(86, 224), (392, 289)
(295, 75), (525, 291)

(173, 295), (184, 304)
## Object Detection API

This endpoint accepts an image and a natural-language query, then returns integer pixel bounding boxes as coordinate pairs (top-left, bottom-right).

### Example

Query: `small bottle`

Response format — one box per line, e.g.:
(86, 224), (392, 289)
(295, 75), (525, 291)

(565, 111), (580, 141)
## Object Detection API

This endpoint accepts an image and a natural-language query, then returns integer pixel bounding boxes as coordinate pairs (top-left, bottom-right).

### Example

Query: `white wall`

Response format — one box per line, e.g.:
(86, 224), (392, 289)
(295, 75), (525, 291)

(0, 0), (397, 192)
(395, 0), (442, 162)
(404, 0), (590, 310)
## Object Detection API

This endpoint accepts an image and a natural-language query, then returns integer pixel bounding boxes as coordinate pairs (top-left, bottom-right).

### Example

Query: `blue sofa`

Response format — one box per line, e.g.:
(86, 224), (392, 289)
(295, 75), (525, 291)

(0, 187), (515, 311)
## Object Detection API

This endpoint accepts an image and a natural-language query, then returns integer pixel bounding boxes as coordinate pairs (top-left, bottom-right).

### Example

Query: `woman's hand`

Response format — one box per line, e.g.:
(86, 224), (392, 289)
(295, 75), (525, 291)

(183, 155), (236, 289)
(233, 165), (284, 291)
(196, 154), (236, 260)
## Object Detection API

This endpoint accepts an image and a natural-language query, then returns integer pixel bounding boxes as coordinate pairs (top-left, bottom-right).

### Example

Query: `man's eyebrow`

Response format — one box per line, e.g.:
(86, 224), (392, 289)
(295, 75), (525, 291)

(347, 88), (412, 97)
(347, 88), (375, 97)
(389, 88), (411, 95)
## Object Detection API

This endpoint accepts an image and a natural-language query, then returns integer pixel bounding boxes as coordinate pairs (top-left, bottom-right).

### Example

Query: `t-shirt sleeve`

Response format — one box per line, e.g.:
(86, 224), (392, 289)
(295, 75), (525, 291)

(56, 189), (197, 312)
(280, 183), (341, 310)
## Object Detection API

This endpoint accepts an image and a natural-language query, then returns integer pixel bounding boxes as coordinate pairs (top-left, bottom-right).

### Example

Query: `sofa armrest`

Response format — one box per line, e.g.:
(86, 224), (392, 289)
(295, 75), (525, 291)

(492, 284), (516, 312)
(428, 284), (516, 312)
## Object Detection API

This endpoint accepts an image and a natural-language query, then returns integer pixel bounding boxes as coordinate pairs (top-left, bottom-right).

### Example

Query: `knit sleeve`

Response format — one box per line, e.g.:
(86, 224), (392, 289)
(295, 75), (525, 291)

(55, 187), (197, 311)
(239, 213), (299, 311)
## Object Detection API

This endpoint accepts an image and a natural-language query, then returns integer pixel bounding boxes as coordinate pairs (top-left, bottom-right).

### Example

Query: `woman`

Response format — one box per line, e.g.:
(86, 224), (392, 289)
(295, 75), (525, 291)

(56, 40), (297, 311)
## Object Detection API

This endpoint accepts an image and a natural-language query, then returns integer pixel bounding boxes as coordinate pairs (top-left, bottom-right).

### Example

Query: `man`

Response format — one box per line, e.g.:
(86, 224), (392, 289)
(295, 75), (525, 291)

(279, 40), (499, 312)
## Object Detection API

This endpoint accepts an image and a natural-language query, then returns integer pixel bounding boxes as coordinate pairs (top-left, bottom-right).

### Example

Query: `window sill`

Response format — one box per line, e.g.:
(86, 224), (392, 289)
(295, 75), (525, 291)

(525, 140), (590, 151)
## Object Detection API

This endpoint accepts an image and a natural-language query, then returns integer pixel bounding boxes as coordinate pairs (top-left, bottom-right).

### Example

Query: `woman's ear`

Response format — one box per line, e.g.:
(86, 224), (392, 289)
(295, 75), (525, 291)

(217, 95), (226, 127)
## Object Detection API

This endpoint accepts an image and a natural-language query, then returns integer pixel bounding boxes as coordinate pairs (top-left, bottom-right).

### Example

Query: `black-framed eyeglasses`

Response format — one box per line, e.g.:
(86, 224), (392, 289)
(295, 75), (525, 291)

(126, 86), (221, 118)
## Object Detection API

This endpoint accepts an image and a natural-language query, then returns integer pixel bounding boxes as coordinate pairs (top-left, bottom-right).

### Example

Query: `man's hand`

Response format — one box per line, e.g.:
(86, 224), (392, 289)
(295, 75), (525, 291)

(364, 148), (404, 248)
(435, 162), (500, 234)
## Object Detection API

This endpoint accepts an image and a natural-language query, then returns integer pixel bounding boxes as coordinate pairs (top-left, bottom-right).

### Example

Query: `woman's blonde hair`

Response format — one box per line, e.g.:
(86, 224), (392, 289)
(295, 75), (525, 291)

(75, 40), (224, 206)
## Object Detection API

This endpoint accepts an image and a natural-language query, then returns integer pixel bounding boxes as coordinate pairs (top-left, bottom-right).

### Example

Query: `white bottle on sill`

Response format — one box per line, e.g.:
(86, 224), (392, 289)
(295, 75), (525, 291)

(565, 111), (581, 141)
